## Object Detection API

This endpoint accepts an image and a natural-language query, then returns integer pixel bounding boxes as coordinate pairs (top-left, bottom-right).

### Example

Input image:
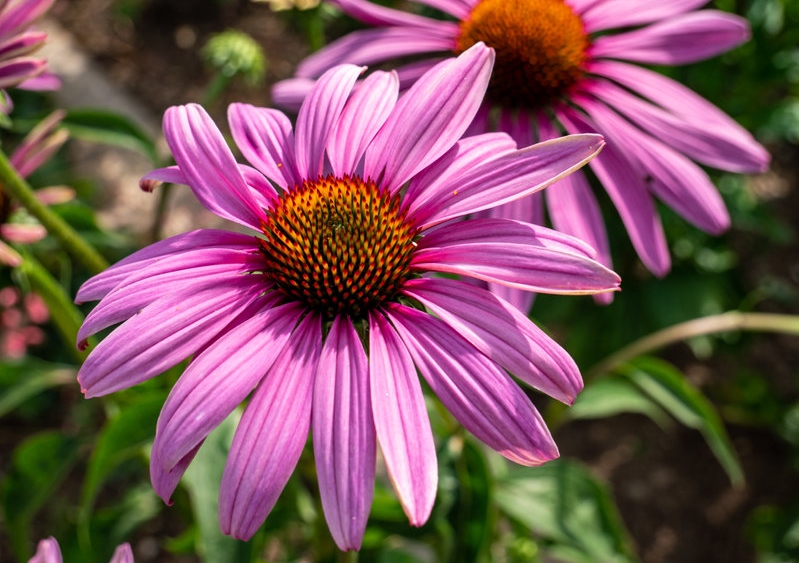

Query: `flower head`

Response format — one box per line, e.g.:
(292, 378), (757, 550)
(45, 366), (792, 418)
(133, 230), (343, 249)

(29, 537), (133, 563)
(0, 0), (61, 112)
(273, 0), (769, 308)
(0, 109), (72, 266)
(76, 44), (619, 550)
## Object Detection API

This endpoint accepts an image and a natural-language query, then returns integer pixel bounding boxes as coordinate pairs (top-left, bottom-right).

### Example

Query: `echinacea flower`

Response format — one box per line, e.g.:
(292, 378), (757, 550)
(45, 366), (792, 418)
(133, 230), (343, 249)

(0, 0), (61, 112)
(29, 537), (133, 563)
(273, 0), (769, 309)
(76, 44), (620, 550)
(0, 109), (72, 266)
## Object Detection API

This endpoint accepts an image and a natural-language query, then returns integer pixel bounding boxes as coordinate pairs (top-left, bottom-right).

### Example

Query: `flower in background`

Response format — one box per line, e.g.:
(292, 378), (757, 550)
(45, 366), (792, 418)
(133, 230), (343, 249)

(29, 537), (133, 563)
(0, 109), (72, 266)
(273, 0), (769, 309)
(77, 44), (619, 550)
(0, 0), (61, 113)
(0, 286), (48, 358)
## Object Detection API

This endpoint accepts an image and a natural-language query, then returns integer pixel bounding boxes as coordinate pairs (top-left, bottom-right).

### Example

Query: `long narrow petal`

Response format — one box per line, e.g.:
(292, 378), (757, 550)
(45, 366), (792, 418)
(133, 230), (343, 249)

(220, 312), (321, 540)
(150, 441), (202, 504)
(164, 104), (264, 229)
(228, 103), (300, 189)
(387, 304), (558, 466)
(0, 0), (54, 43)
(109, 543), (134, 563)
(313, 316), (375, 551)
(579, 0), (713, 33)
(29, 537), (62, 563)
(153, 300), (302, 470)
(590, 11), (749, 65)
(328, 71), (398, 176)
(0, 57), (45, 88)
(413, 134), (604, 228)
(368, 311), (437, 526)
(76, 230), (255, 303)
(364, 43), (494, 192)
(415, 0), (473, 19)
(402, 277), (583, 403)
(330, 0), (456, 30)
(294, 64), (363, 179)
(77, 276), (263, 396)
(556, 105), (671, 275)
(296, 27), (456, 79)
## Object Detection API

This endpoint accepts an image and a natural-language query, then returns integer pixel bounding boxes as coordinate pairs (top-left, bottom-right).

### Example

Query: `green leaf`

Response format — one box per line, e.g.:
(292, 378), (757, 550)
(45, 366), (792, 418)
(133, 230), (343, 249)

(494, 459), (636, 563)
(181, 409), (252, 563)
(62, 109), (159, 163)
(617, 356), (744, 486)
(0, 359), (75, 418)
(1, 431), (81, 561)
(567, 376), (672, 428)
(79, 391), (165, 541)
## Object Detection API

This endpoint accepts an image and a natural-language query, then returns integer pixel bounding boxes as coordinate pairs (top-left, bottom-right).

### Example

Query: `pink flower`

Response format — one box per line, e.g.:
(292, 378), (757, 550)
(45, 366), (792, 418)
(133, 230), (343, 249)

(273, 0), (769, 309)
(0, 0), (60, 112)
(0, 286), (47, 358)
(0, 109), (72, 266)
(76, 44), (619, 550)
(29, 537), (133, 563)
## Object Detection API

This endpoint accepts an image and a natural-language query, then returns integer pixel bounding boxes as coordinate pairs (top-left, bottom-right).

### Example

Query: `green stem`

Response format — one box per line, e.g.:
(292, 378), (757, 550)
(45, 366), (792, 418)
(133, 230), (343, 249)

(201, 72), (232, 109)
(0, 149), (108, 275)
(586, 311), (799, 381)
(338, 550), (359, 563)
(16, 252), (88, 363)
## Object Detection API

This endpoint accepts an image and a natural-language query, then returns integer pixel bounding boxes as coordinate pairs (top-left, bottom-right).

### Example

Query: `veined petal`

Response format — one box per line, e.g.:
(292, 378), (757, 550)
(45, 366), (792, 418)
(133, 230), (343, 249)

(294, 64), (363, 179)
(77, 276), (263, 397)
(368, 311), (437, 526)
(76, 230), (255, 303)
(164, 104), (264, 229)
(556, 105), (671, 276)
(0, 0), (54, 43)
(414, 134), (604, 228)
(150, 441), (201, 504)
(153, 299), (302, 470)
(329, 0), (456, 30)
(269, 77), (314, 112)
(387, 304), (558, 466)
(579, 0), (712, 33)
(364, 43), (494, 193)
(328, 71), (399, 176)
(402, 277), (583, 404)
(296, 27), (456, 80)
(228, 103), (301, 189)
(590, 11), (749, 65)
(109, 543), (134, 563)
(220, 313), (322, 540)
(313, 316), (375, 551)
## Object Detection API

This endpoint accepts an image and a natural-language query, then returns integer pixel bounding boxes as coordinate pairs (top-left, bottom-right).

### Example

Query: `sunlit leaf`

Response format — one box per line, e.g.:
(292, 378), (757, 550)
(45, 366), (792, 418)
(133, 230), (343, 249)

(62, 109), (159, 163)
(495, 459), (635, 563)
(567, 376), (672, 428)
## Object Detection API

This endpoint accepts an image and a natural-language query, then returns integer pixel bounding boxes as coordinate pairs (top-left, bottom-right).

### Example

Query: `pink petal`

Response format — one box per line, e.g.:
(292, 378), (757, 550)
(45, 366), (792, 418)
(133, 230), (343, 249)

(330, 0), (457, 30)
(364, 43), (494, 193)
(387, 304), (559, 466)
(28, 537), (62, 563)
(313, 316), (375, 551)
(368, 311), (437, 526)
(578, 0), (712, 33)
(219, 313), (322, 539)
(150, 442), (201, 504)
(109, 543), (134, 563)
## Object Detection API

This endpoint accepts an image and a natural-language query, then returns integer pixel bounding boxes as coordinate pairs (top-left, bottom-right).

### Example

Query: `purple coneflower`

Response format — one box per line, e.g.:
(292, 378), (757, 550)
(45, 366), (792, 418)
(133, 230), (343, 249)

(273, 0), (769, 308)
(29, 537), (133, 563)
(76, 44), (619, 550)
(0, 109), (72, 266)
(0, 0), (60, 111)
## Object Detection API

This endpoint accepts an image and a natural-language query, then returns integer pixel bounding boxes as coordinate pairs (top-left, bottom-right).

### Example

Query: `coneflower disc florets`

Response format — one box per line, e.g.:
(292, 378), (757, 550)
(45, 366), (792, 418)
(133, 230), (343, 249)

(456, 0), (589, 109)
(259, 174), (418, 319)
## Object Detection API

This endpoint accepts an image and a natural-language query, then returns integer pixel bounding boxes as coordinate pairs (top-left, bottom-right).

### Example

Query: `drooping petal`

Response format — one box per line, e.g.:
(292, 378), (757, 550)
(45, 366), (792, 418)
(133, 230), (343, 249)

(364, 42), (494, 192)
(153, 299), (302, 470)
(219, 313), (322, 540)
(412, 134), (604, 228)
(387, 304), (559, 466)
(77, 276), (263, 396)
(577, 0), (709, 32)
(329, 0), (456, 30)
(556, 105), (671, 275)
(163, 104), (264, 229)
(150, 441), (202, 504)
(109, 543), (134, 563)
(328, 70), (399, 176)
(368, 310), (436, 526)
(590, 11), (749, 65)
(228, 103), (301, 189)
(414, 0), (474, 20)
(0, 0), (54, 44)
(313, 316), (375, 551)
(0, 57), (45, 88)
(402, 277), (583, 404)
(294, 64), (363, 179)
(75, 230), (254, 303)
(28, 536), (62, 563)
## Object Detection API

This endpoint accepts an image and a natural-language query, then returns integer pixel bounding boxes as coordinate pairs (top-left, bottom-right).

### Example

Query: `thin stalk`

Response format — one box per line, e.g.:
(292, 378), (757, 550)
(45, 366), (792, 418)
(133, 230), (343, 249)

(586, 311), (799, 380)
(0, 149), (108, 275)
(338, 550), (359, 563)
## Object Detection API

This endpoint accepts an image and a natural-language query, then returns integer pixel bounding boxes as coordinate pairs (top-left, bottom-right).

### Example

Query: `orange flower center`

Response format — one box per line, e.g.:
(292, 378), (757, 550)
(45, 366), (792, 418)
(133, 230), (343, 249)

(259, 174), (418, 319)
(456, 0), (589, 109)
